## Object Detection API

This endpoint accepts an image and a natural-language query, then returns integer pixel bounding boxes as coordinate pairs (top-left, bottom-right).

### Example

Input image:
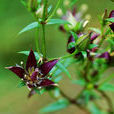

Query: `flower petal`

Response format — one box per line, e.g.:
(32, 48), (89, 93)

(90, 33), (100, 41)
(39, 79), (57, 87)
(109, 10), (114, 18)
(109, 23), (114, 32)
(6, 66), (25, 78)
(26, 49), (37, 70)
(67, 35), (76, 54)
(97, 52), (110, 60)
(31, 70), (38, 81)
(40, 59), (58, 76)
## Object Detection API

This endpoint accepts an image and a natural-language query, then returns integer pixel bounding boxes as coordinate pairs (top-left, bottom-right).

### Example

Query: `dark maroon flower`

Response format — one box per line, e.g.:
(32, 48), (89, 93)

(109, 23), (114, 32)
(67, 35), (76, 54)
(109, 10), (114, 32)
(6, 50), (58, 89)
(109, 10), (114, 18)
(96, 52), (110, 61)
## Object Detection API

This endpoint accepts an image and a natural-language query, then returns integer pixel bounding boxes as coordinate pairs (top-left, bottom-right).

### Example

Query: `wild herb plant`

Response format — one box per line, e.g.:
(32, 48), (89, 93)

(6, 0), (114, 113)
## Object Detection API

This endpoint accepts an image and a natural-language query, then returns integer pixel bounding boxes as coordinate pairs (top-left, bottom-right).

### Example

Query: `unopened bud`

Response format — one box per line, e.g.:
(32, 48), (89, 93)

(56, 8), (63, 16)
(80, 4), (88, 13)
(35, 5), (44, 18)
(85, 14), (91, 20)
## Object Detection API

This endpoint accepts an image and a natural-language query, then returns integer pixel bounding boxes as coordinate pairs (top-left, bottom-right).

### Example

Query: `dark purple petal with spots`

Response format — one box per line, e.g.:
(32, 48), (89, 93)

(109, 10), (114, 18)
(67, 35), (76, 54)
(27, 84), (34, 88)
(109, 23), (114, 32)
(31, 71), (38, 81)
(39, 79), (56, 87)
(6, 66), (25, 78)
(90, 33), (100, 41)
(26, 49), (37, 70)
(40, 59), (58, 76)
(97, 52), (110, 60)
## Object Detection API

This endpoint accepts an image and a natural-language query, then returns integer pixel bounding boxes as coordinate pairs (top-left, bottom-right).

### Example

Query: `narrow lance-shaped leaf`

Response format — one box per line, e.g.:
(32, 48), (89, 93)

(47, 19), (70, 25)
(106, 18), (114, 23)
(70, 0), (79, 6)
(56, 61), (72, 79)
(39, 99), (69, 113)
(89, 27), (101, 34)
(70, 31), (78, 41)
(18, 22), (40, 35)
(99, 83), (114, 92)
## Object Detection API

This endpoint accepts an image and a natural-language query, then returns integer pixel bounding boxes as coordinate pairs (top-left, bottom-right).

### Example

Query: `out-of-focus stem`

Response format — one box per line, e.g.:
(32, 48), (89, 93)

(97, 89), (114, 113)
(59, 89), (90, 114)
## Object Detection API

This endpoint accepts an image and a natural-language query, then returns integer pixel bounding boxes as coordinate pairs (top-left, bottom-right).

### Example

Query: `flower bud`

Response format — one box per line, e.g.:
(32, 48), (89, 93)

(35, 5), (44, 18)
(28, 0), (38, 12)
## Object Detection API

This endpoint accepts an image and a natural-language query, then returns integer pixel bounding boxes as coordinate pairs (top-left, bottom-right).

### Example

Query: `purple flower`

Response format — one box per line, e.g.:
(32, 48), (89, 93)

(67, 35), (76, 54)
(6, 50), (58, 89)
(109, 10), (114, 32)
(90, 33), (100, 42)
(96, 52), (110, 61)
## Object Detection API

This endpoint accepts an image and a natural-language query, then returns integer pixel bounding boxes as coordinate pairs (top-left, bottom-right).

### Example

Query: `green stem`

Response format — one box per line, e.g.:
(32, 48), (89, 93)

(41, 0), (48, 59)
(46, 0), (61, 22)
(42, 24), (46, 59)
(35, 25), (40, 53)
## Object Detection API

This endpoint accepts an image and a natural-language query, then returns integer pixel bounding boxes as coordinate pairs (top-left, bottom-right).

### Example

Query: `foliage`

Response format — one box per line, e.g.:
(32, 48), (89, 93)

(6, 0), (114, 114)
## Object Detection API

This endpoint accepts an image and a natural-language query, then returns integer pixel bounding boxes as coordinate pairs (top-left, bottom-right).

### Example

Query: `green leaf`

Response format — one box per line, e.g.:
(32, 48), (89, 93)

(56, 61), (71, 79)
(106, 18), (114, 23)
(81, 51), (87, 59)
(20, 0), (26, 6)
(53, 76), (63, 83)
(88, 44), (98, 49)
(89, 28), (101, 34)
(70, 31), (78, 41)
(18, 51), (42, 61)
(18, 22), (40, 35)
(51, 57), (76, 77)
(39, 99), (69, 113)
(17, 81), (26, 88)
(34, 88), (45, 95)
(67, 42), (75, 49)
(99, 83), (114, 92)
(70, 0), (79, 6)
(88, 102), (104, 114)
(47, 19), (70, 25)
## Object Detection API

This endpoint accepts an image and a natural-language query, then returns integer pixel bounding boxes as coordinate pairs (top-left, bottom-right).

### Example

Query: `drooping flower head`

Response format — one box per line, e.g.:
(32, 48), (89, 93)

(109, 10), (114, 32)
(59, 5), (90, 33)
(6, 50), (58, 95)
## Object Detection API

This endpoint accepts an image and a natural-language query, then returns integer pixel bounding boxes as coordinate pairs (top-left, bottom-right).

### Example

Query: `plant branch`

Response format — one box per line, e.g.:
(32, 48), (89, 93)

(97, 89), (114, 113)
(59, 89), (90, 114)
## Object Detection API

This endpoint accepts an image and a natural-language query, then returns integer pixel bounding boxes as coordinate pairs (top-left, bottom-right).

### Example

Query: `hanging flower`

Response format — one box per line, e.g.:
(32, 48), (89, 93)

(109, 10), (114, 32)
(6, 50), (58, 94)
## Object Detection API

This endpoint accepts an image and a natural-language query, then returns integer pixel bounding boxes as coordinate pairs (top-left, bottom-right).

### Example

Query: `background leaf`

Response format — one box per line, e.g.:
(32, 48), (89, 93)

(106, 18), (114, 23)
(18, 51), (42, 61)
(18, 22), (40, 35)
(39, 99), (69, 113)
(47, 19), (70, 25)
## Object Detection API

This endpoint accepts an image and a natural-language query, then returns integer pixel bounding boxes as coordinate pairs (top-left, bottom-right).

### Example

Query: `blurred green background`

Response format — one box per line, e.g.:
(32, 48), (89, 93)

(0, 0), (114, 114)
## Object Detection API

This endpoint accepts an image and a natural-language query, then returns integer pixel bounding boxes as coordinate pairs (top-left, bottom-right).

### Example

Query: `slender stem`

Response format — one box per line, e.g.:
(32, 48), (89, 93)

(42, 24), (46, 58)
(46, 0), (61, 22)
(35, 25), (40, 53)
(41, 0), (48, 59)
(59, 89), (90, 114)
